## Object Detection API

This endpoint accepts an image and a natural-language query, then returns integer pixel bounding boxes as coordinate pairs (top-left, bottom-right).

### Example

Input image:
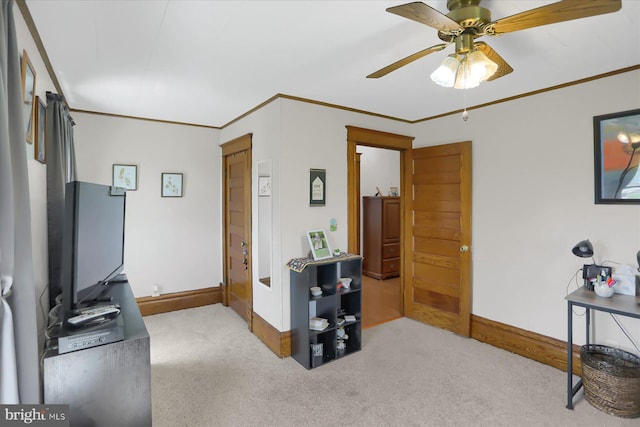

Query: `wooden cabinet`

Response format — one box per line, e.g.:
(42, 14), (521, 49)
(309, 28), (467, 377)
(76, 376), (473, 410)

(290, 256), (362, 369)
(363, 196), (400, 279)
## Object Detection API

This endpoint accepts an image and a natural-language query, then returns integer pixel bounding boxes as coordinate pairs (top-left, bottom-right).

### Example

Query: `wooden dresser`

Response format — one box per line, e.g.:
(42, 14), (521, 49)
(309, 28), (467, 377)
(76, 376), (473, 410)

(362, 196), (400, 279)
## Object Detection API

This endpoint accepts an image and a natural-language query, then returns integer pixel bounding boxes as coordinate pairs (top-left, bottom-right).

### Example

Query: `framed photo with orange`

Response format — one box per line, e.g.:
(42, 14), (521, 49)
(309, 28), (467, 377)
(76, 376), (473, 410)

(594, 108), (640, 203)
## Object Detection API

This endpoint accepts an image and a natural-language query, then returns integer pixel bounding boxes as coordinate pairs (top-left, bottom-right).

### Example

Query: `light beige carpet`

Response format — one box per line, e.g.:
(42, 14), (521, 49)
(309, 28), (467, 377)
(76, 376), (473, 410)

(145, 304), (637, 426)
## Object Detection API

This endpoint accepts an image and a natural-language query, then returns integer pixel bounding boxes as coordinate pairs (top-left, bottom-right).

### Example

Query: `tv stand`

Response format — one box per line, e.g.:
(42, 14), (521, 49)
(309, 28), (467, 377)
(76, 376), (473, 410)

(43, 279), (151, 426)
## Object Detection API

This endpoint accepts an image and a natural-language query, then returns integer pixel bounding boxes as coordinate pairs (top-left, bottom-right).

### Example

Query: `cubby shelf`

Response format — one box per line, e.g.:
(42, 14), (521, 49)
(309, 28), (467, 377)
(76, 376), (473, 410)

(290, 256), (362, 369)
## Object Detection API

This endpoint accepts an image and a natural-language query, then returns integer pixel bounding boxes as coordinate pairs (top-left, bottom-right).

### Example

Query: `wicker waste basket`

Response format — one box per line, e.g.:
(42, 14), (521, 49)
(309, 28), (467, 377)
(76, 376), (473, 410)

(580, 344), (640, 418)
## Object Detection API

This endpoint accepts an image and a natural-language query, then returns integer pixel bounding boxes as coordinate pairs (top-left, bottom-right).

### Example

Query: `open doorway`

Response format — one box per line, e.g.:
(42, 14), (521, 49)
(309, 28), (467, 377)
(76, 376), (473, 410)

(346, 126), (414, 330)
(358, 146), (402, 328)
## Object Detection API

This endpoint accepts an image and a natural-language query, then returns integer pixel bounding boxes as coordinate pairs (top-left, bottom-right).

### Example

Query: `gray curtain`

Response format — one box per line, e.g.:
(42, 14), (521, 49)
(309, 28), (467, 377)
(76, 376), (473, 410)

(46, 92), (76, 307)
(0, 0), (40, 404)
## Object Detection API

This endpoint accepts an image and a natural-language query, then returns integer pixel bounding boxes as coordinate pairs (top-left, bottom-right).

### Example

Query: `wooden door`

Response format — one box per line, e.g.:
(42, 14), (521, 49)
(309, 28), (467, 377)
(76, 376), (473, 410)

(222, 135), (252, 326)
(404, 142), (472, 336)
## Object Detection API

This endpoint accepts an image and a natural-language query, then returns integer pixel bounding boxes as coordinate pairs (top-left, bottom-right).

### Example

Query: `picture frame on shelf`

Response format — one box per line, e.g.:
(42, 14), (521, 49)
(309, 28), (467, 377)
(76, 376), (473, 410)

(112, 164), (138, 191)
(258, 176), (271, 196)
(593, 108), (640, 204)
(389, 186), (399, 197)
(34, 96), (46, 164)
(21, 50), (36, 144)
(161, 173), (183, 197)
(306, 229), (332, 261)
(309, 168), (325, 206)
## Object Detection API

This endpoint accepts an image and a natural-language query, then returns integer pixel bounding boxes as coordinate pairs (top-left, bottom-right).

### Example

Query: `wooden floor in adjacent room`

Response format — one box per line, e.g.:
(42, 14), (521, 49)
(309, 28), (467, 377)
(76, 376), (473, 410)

(361, 275), (402, 329)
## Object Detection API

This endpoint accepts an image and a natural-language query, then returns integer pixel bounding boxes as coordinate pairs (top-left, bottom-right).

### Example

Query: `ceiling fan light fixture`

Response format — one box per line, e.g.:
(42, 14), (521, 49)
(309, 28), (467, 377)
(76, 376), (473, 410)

(431, 48), (497, 90)
(430, 55), (458, 87)
(466, 49), (497, 82)
(453, 55), (481, 89)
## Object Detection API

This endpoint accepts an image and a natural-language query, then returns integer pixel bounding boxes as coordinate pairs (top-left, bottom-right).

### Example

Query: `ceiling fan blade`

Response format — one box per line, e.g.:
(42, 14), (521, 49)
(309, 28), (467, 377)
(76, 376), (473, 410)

(387, 2), (463, 34)
(367, 43), (448, 79)
(474, 42), (513, 82)
(488, 0), (621, 35)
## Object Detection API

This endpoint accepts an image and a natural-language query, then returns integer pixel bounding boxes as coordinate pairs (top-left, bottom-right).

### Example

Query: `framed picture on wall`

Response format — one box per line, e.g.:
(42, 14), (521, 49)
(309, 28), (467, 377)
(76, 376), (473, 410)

(112, 164), (138, 190)
(309, 169), (326, 206)
(306, 229), (332, 260)
(21, 49), (36, 144)
(594, 108), (640, 204)
(34, 96), (46, 164)
(161, 173), (183, 197)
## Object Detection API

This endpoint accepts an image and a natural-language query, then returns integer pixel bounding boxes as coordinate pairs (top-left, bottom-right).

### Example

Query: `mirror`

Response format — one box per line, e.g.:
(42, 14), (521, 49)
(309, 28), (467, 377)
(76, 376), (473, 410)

(258, 160), (272, 286)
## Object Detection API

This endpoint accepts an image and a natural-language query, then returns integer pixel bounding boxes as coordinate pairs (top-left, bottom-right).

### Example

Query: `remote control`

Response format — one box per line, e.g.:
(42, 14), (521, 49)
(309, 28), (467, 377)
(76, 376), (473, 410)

(73, 303), (120, 315)
(67, 307), (121, 327)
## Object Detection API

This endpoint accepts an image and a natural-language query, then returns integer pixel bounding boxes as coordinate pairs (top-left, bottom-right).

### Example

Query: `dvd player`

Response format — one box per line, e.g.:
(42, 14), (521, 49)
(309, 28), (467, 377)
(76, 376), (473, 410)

(58, 313), (124, 354)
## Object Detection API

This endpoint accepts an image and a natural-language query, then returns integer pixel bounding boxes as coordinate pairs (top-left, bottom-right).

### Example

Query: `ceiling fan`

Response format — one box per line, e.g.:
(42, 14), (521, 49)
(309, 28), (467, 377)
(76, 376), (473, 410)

(367, 0), (622, 89)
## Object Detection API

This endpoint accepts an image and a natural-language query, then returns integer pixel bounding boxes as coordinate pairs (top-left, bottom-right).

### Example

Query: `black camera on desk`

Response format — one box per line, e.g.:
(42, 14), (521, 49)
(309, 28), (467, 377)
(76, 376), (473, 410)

(582, 264), (612, 291)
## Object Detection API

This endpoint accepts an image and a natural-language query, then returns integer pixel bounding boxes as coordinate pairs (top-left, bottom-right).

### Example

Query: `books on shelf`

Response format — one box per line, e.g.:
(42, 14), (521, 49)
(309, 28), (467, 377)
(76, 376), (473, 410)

(309, 317), (329, 331)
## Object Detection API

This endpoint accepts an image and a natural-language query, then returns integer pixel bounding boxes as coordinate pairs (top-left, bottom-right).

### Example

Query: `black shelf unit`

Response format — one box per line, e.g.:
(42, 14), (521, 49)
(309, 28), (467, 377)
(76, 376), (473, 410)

(290, 256), (362, 369)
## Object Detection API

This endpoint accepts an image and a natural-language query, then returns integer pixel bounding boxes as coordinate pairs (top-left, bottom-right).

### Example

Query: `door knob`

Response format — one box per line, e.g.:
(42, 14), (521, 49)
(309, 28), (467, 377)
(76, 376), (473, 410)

(460, 245), (469, 252)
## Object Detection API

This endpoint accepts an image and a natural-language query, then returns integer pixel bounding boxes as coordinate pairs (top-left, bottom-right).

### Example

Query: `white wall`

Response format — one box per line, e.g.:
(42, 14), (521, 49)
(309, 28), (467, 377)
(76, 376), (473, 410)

(277, 100), (411, 330)
(223, 99), (411, 331)
(72, 113), (221, 298)
(412, 70), (640, 351)
(14, 3), (57, 354)
(71, 98), (405, 333)
(358, 145), (400, 199)
(221, 100), (284, 330)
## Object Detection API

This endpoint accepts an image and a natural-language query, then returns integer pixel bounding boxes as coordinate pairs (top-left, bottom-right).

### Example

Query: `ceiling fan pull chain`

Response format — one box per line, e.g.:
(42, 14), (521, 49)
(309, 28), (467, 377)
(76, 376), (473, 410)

(462, 79), (469, 121)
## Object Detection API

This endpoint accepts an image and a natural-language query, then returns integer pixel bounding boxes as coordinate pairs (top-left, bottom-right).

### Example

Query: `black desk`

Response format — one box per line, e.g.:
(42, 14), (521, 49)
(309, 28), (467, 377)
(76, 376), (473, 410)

(43, 280), (151, 426)
(565, 287), (640, 409)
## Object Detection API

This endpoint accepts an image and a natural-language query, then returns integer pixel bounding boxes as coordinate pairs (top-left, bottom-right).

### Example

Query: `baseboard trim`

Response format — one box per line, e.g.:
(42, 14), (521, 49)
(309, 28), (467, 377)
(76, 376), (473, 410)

(136, 287), (222, 316)
(274, 315), (579, 373)
(252, 312), (291, 358)
(136, 290), (578, 373)
(471, 314), (581, 375)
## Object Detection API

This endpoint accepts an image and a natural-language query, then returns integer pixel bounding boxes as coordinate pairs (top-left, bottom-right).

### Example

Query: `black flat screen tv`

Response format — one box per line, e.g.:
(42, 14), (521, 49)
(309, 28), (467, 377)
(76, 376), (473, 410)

(61, 181), (126, 312)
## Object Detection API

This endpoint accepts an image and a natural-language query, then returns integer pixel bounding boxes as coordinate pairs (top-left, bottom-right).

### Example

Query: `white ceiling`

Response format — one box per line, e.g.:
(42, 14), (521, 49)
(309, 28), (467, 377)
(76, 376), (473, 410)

(25, 0), (640, 128)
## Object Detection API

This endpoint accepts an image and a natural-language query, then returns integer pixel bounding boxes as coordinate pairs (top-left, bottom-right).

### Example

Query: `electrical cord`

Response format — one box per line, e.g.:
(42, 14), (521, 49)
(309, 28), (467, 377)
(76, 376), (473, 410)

(609, 313), (640, 353)
(566, 267), (586, 316)
(600, 260), (620, 267)
(38, 282), (49, 325)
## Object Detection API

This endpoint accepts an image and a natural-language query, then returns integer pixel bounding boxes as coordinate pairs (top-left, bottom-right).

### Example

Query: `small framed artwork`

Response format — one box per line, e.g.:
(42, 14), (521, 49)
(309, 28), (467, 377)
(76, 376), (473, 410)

(389, 186), (399, 197)
(309, 168), (326, 206)
(258, 176), (271, 196)
(21, 50), (36, 144)
(162, 173), (183, 197)
(594, 108), (640, 204)
(34, 96), (46, 164)
(306, 229), (332, 261)
(112, 164), (138, 190)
